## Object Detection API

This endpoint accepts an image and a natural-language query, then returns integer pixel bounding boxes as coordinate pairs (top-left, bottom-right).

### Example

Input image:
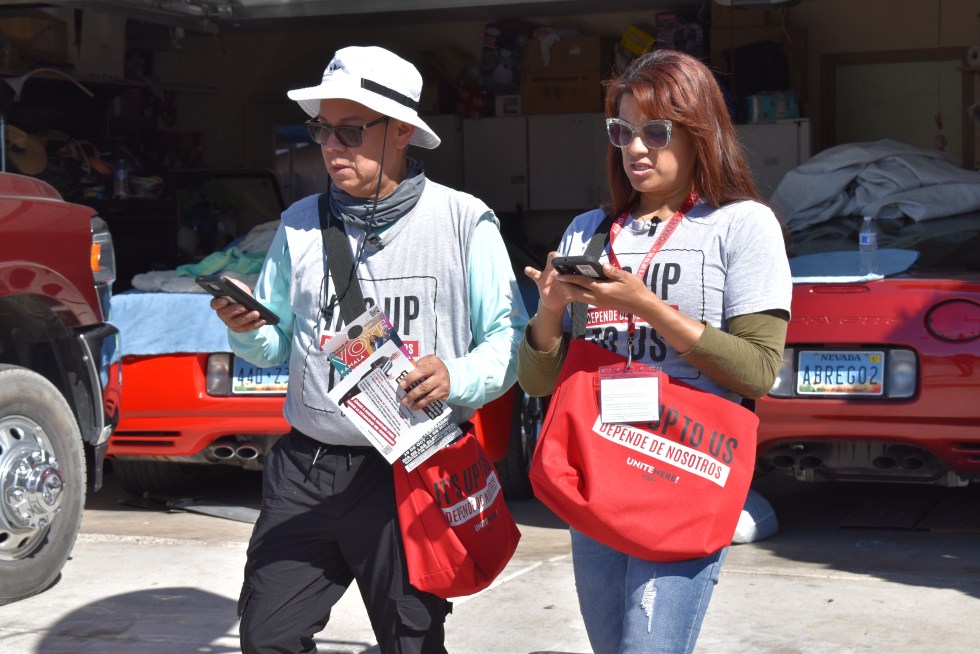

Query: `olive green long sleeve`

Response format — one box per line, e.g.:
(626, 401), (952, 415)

(516, 315), (569, 397)
(517, 310), (788, 399)
(679, 310), (789, 399)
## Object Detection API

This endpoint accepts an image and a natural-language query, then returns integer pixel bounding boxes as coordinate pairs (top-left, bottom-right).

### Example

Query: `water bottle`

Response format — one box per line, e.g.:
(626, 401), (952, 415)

(858, 215), (879, 276)
(113, 159), (130, 200)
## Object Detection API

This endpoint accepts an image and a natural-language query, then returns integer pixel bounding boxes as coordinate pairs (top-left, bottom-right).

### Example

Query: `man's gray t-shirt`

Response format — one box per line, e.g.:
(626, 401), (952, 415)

(280, 180), (488, 445)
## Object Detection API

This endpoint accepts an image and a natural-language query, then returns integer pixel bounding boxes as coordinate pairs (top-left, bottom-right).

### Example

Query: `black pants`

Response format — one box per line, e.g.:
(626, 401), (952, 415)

(238, 430), (451, 653)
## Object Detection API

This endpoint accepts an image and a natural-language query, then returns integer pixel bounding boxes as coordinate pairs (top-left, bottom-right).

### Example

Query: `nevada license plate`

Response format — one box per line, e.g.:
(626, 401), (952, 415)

(797, 350), (884, 396)
(232, 357), (289, 395)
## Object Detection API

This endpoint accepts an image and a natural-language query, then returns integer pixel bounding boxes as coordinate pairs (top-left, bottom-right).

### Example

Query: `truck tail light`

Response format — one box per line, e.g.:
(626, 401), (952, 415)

(90, 216), (116, 285)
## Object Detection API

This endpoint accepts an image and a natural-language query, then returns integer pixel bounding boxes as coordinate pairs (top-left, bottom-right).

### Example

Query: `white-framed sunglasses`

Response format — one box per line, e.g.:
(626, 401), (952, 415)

(605, 118), (673, 150)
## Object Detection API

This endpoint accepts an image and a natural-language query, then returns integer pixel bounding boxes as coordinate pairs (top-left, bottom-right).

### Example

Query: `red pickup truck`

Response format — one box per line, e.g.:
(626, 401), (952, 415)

(0, 172), (119, 605)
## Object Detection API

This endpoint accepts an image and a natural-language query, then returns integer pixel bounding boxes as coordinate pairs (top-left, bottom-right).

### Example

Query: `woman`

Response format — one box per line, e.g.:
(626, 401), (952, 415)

(518, 50), (792, 653)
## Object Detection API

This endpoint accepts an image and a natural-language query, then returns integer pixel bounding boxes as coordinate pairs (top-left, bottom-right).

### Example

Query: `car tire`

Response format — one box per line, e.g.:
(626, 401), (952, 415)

(112, 459), (208, 498)
(496, 388), (549, 501)
(0, 365), (86, 606)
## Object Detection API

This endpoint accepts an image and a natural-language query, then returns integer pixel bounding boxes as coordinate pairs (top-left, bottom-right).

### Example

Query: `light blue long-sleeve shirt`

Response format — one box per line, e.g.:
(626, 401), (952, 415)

(227, 214), (528, 409)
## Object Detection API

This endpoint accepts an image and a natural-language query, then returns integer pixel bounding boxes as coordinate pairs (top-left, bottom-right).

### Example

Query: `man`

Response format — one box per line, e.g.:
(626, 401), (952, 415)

(209, 45), (527, 653)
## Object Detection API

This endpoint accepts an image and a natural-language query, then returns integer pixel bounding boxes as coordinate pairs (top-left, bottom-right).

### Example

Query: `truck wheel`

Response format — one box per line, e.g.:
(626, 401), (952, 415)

(112, 459), (207, 498)
(0, 365), (86, 606)
(496, 389), (548, 501)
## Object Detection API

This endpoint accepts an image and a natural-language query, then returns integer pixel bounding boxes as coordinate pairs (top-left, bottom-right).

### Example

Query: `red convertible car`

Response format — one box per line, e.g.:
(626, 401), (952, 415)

(755, 212), (980, 486)
(110, 349), (516, 496)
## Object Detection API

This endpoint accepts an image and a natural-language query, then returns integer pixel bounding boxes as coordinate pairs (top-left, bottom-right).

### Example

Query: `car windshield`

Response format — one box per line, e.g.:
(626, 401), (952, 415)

(787, 212), (980, 273)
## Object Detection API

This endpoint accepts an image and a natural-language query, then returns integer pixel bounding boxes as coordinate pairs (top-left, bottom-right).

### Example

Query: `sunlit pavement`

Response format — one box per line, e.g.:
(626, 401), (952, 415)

(1, 469), (978, 653)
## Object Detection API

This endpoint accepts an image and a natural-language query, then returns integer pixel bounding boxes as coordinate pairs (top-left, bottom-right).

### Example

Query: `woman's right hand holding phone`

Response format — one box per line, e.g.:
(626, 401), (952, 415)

(522, 252), (580, 352)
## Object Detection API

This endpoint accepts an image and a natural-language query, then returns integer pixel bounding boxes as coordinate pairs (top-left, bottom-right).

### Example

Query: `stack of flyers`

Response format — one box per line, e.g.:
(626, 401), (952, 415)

(326, 305), (461, 471)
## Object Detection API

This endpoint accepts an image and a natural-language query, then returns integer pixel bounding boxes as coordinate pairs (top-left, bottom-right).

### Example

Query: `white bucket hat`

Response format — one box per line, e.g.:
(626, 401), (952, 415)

(287, 46), (441, 150)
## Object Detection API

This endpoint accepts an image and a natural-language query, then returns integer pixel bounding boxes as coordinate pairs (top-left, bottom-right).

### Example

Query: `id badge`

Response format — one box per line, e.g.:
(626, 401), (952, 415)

(598, 363), (661, 424)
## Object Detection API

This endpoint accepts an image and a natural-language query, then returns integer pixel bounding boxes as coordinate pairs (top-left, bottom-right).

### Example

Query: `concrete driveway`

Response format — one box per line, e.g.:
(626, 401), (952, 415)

(1, 468), (979, 653)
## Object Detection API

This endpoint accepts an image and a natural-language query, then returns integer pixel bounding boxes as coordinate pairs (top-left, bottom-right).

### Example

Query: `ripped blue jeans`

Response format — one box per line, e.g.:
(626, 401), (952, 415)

(570, 527), (728, 654)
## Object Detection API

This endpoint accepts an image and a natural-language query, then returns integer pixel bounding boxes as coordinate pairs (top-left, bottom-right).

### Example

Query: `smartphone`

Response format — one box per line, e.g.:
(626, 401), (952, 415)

(551, 255), (609, 280)
(195, 274), (280, 325)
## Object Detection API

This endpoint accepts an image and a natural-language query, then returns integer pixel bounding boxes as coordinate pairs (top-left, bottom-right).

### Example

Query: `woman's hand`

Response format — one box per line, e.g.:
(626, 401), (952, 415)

(524, 252), (578, 314)
(555, 263), (651, 317)
(559, 263), (706, 354)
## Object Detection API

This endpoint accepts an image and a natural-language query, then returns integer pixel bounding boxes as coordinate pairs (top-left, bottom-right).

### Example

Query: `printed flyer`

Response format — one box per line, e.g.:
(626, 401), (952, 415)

(326, 305), (460, 470)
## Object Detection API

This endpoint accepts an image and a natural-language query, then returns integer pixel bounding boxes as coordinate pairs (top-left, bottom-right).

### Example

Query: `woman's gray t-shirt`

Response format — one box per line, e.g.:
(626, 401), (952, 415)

(558, 199), (792, 404)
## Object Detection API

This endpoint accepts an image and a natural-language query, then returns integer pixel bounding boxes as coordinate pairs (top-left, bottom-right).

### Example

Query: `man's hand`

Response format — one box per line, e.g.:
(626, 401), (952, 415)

(399, 355), (450, 411)
(208, 277), (268, 333)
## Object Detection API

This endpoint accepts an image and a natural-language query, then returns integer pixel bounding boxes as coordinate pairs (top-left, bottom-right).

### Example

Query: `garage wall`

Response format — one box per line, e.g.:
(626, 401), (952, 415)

(787, 0), (977, 158)
(168, 9), (643, 170)
(164, 0), (978, 170)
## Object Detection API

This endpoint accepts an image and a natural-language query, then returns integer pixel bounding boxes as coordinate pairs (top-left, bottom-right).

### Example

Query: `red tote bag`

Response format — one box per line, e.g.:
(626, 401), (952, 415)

(393, 429), (521, 598)
(530, 339), (759, 562)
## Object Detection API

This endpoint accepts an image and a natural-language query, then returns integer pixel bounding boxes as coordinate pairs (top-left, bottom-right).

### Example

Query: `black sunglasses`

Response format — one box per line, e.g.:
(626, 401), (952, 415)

(605, 118), (673, 150)
(305, 116), (388, 148)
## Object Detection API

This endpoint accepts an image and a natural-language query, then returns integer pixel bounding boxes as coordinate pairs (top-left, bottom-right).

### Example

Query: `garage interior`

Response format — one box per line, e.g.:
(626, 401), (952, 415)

(0, 0), (976, 291)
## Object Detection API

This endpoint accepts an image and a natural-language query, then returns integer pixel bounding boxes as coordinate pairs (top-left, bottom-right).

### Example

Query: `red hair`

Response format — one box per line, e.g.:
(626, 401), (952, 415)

(603, 50), (762, 217)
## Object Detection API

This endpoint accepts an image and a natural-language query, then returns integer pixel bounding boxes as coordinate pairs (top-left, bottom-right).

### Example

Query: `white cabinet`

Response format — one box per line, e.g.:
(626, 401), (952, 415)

(528, 113), (608, 211)
(463, 113), (608, 214)
(460, 115), (810, 213)
(462, 116), (528, 214)
(413, 114), (463, 190)
(735, 119), (811, 199)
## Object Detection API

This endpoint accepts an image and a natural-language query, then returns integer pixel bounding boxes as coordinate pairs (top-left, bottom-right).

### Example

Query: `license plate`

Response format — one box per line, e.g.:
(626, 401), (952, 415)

(797, 350), (884, 396)
(232, 358), (289, 395)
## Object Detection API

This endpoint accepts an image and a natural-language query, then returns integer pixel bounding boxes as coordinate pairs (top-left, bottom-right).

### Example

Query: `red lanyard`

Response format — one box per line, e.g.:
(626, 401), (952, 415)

(606, 188), (699, 367)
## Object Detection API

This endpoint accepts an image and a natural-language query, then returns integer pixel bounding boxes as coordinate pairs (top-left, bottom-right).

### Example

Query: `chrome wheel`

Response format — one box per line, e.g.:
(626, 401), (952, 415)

(0, 416), (63, 560)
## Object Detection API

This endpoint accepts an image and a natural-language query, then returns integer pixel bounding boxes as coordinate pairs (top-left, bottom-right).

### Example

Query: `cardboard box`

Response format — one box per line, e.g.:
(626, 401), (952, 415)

(521, 71), (604, 115)
(710, 3), (778, 28)
(521, 35), (614, 114)
(0, 15), (69, 66)
(524, 35), (615, 76)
